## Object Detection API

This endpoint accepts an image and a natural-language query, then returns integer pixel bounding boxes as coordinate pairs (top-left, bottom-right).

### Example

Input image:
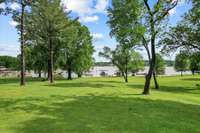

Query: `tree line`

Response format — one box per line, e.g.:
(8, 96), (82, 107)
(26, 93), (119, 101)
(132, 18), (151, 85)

(1, 0), (200, 95)
(1, 0), (94, 84)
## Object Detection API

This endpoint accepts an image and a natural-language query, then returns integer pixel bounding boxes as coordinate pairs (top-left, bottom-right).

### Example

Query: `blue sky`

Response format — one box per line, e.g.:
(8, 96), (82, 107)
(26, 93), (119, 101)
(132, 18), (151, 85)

(0, 0), (191, 61)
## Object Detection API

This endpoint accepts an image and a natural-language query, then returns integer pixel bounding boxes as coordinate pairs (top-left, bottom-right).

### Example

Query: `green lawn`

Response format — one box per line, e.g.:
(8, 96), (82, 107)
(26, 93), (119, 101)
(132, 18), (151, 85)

(0, 75), (200, 133)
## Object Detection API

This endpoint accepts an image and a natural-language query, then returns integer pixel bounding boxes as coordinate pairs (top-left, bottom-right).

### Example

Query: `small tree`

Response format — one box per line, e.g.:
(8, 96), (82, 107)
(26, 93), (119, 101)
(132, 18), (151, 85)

(190, 52), (200, 75)
(128, 52), (145, 75)
(155, 54), (165, 75)
(99, 45), (144, 83)
(174, 52), (189, 76)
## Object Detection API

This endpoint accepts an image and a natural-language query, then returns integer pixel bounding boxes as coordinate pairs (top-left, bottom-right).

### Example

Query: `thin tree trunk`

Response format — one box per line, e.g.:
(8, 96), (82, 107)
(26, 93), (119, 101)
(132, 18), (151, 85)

(49, 37), (54, 83)
(143, 37), (159, 89)
(20, 3), (25, 86)
(67, 68), (72, 80)
(125, 72), (128, 83)
(192, 70), (195, 75)
(38, 70), (41, 78)
(122, 72), (127, 83)
(153, 71), (159, 89)
(47, 59), (50, 80)
(143, 65), (154, 94)
(125, 56), (128, 83)
(78, 73), (82, 78)
(181, 71), (183, 76)
(143, 19), (156, 95)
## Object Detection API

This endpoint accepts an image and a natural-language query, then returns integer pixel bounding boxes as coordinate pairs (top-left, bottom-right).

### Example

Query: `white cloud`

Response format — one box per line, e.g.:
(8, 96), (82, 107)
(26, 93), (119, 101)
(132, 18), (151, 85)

(61, 0), (109, 23)
(95, 44), (105, 50)
(62, 0), (108, 15)
(0, 44), (19, 57)
(9, 20), (18, 27)
(169, 0), (187, 16)
(92, 33), (104, 41)
(10, 3), (20, 10)
(81, 15), (99, 23)
(95, 0), (108, 13)
(169, 8), (176, 15)
(0, 3), (6, 9)
(62, 0), (93, 15)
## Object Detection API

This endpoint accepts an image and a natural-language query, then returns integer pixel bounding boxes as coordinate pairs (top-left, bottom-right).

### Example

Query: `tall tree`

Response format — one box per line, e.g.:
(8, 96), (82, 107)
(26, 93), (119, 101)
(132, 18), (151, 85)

(27, 0), (68, 83)
(160, 0), (200, 54)
(108, 0), (178, 93)
(107, 0), (143, 83)
(160, 0), (200, 77)
(9, 0), (33, 86)
(59, 20), (94, 80)
(141, 0), (178, 94)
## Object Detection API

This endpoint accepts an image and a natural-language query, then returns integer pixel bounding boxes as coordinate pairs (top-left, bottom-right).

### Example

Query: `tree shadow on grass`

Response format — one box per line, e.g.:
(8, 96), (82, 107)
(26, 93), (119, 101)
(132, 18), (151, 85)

(44, 82), (115, 89)
(181, 78), (200, 81)
(127, 84), (200, 94)
(157, 86), (200, 94)
(0, 78), (47, 85)
(1, 95), (200, 133)
(90, 80), (124, 84)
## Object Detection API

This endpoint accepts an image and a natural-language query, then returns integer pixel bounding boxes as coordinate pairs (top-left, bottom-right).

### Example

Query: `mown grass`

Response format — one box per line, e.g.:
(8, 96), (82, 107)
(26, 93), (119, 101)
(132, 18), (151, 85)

(0, 75), (200, 133)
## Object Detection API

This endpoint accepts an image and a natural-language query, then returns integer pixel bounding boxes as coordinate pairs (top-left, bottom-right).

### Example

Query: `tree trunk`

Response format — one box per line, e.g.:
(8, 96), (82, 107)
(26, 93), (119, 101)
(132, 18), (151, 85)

(38, 70), (41, 78)
(47, 59), (50, 80)
(20, 3), (25, 86)
(181, 71), (183, 76)
(123, 72), (128, 83)
(143, 18), (156, 95)
(67, 68), (72, 80)
(125, 68), (128, 83)
(124, 57), (128, 83)
(192, 70), (195, 76)
(143, 38), (159, 89)
(125, 74), (128, 83)
(78, 73), (82, 78)
(153, 71), (159, 89)
(49, 37), (54, 83)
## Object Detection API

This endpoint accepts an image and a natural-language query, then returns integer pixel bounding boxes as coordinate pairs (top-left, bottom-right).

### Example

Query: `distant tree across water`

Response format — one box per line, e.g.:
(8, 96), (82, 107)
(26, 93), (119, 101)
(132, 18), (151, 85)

(0, 56), (19, 70)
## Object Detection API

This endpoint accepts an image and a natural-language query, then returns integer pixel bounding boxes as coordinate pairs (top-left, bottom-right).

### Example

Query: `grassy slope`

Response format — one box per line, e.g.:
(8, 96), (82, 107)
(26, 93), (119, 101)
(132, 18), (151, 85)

(0, 75), (200, 133)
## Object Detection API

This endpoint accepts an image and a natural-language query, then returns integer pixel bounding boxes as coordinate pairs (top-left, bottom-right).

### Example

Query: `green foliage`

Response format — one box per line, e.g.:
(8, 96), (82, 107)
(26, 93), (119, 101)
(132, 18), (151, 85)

(23, 0), (70, 78)
(0, 0), (5, 14)
(155, 54), (165, 75)
(128, 52), (145, 74)
(24, 44), (48, 73)
(99, 44), (144, 81)
(160, 0), (200, 53)
(189, 52), (200, 74)
(58, 20), (94, 78)
(108, 0), (143, 45)
(174, 52), (190, 73)
(0, 56), (19, 70)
